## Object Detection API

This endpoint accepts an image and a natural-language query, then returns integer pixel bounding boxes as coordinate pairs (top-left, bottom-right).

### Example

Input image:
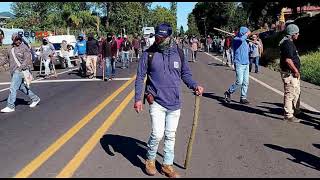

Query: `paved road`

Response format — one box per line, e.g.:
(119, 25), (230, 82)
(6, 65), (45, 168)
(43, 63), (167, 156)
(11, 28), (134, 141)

(0, 52), (319, 178)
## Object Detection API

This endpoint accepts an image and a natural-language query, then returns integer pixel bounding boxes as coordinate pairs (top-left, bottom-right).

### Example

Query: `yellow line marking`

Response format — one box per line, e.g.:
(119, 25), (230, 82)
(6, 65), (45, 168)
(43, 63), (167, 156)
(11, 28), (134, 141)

(14, 75), (136, 178)
(56, 89), (135, 178)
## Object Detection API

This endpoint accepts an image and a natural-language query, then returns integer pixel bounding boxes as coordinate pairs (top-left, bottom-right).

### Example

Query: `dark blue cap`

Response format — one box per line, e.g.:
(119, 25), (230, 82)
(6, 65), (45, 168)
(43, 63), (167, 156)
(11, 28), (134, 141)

(155, 23), (172, 37)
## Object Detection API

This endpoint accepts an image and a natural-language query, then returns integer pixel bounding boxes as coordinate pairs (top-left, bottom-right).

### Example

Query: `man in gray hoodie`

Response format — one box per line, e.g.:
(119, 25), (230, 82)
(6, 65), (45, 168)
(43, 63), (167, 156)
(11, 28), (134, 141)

(0, 33), (40, 113)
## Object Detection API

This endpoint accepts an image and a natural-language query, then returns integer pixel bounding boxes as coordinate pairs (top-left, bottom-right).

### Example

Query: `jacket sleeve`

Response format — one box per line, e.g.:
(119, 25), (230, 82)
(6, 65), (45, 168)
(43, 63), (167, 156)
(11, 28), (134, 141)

(180, 49), (198, 90)
(134, 52), (148, 102)
(18, 46), (32, 71)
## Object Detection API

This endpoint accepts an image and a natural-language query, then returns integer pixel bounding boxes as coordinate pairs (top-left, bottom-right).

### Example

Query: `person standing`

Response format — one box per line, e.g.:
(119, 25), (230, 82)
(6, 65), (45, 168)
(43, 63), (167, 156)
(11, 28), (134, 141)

(248, 34), (262, 73)
(39, 37), (55, 78)
(134, 23), (204, 178)
(224, 26), (251, 104)
(182, 35), (190, 62)
(0, 33), (40, 113)
(131, 35), (141, 61)
(120, 35), (131, 69)
(206, 35), (213, 53)
(190, 35), (199, 62)
(74, 34), (87, 77)
(224, 35), (233, 67)
(86, 33), (100, 79)
(279, 24), (301, 122)
(61, 40), (74, 68)
(102, 33), (117, 81)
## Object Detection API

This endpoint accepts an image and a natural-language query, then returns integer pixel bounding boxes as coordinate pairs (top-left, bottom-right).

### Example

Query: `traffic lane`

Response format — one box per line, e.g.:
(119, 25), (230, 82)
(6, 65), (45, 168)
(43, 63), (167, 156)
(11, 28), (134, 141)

(0, 64), (137, 177)
(73, 52), (320, 177)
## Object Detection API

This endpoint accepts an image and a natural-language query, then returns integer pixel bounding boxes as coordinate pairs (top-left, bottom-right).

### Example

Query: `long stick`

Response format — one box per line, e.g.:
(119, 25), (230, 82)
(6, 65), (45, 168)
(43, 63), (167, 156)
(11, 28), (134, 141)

(213, 27), (255, 43)
(184, 95), (201, 169)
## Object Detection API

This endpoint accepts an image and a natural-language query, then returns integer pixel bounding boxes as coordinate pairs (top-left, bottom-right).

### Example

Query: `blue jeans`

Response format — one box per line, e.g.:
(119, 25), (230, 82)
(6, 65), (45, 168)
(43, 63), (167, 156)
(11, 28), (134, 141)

(249, 56), (259, 72)
(105, 57), (116, 78)
(7, 70), (40, 109)
(122, 51), (130, 68)
(147, 101), (181, 165)
(183, 48), (189, 62)
(227, 63), (249, 99)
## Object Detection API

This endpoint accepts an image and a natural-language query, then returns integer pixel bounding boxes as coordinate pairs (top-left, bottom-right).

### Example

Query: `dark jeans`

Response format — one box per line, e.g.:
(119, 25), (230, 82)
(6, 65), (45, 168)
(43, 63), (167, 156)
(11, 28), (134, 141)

(249, 56), (259, 73)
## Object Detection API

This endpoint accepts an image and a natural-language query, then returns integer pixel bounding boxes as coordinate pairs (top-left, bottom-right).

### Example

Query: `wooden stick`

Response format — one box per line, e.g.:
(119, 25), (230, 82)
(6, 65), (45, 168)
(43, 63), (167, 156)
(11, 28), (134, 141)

(213, 27), (255, 43)
(184, 95), (201, 169)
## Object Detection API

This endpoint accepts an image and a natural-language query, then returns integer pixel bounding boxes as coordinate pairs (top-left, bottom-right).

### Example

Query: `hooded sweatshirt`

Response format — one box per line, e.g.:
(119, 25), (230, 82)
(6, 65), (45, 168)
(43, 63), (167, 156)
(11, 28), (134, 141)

(74, 35), (87, 55)
(135, 38), (198, 111)
(232, 27), (250, 65)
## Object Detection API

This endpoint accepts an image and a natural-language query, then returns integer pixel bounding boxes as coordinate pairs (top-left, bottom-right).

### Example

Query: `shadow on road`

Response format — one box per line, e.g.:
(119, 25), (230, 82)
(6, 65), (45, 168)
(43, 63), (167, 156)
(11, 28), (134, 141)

(99, 134), (185, 175)
(261, 102), (320, 130)
(312, 144), (320, 149)
(202, 92), (283, 120)
(0, 98), (30, 107)
(264, 144), (320, 171)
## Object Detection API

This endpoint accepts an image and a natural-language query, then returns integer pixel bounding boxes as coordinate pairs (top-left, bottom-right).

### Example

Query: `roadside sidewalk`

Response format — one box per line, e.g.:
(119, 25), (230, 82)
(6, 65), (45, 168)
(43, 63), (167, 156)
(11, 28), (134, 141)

(208, 52), (320, 112)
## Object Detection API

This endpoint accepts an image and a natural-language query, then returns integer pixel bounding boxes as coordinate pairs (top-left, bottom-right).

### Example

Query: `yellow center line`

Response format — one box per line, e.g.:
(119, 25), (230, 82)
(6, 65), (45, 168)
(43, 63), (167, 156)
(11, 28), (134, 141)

(56, 89), (136, 178)
(14, 75), (136, 178)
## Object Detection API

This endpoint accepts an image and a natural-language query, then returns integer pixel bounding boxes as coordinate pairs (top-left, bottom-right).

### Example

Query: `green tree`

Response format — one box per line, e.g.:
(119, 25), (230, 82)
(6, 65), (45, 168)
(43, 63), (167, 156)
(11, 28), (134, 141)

(179, 25), (185, 36)
(150, 6), (176, 33)
(186, 13), (200, 36)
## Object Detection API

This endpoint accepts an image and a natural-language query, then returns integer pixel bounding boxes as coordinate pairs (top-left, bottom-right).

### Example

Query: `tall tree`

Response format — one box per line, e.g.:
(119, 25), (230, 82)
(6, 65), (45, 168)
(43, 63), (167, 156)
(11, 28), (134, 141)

(170, 2), (177, 34)
(186, 13), (200, 36)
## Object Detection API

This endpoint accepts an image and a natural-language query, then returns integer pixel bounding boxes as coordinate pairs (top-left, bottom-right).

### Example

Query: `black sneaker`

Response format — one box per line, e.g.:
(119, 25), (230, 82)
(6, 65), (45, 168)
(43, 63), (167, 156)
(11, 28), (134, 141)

(240, 98), (250, 104)
(284, 116), (301, 123)
(224, 91), (231, 103)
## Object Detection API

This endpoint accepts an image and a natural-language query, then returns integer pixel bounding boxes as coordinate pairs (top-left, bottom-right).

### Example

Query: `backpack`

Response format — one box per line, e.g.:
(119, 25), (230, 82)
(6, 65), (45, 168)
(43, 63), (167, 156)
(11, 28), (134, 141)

(142, 44), (184, 104)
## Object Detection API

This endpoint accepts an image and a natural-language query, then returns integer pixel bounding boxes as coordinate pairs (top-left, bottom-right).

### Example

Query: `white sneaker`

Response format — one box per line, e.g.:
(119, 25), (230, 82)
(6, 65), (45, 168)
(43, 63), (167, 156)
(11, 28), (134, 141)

(30, 98), (40, 108)
(1, 107), (15, 113)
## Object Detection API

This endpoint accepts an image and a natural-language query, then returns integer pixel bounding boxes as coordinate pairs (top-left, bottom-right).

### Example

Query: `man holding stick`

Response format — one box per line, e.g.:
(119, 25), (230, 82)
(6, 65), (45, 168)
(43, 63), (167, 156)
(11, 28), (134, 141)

(134, 23), (204, 178)
(224, 26), (251, 104)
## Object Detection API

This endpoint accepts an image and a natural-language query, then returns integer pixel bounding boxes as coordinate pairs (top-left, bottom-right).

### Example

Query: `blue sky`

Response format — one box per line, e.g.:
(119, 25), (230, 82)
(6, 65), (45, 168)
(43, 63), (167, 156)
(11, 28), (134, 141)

(0, 2), (196, 30)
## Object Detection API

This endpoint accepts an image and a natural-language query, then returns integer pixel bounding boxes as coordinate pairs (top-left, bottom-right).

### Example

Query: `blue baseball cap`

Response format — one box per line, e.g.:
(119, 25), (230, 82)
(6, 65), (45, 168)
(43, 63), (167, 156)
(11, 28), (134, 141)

(155, 23), (172, 37)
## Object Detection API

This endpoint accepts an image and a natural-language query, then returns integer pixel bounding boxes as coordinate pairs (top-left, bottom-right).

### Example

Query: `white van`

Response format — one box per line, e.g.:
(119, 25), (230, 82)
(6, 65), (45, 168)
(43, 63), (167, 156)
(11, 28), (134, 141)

(34, 35), (78, 69)
(142, 27), (155, 48)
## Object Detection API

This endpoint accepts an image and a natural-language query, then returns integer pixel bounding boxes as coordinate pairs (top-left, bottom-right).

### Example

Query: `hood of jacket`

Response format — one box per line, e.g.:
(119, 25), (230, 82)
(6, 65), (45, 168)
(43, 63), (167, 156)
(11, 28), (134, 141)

(237, 27), (249, 37)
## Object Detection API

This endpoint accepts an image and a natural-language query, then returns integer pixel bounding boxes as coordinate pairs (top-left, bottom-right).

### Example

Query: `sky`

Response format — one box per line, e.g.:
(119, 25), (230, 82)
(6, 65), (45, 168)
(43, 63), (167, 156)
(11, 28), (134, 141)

(0, 2), (196, 30)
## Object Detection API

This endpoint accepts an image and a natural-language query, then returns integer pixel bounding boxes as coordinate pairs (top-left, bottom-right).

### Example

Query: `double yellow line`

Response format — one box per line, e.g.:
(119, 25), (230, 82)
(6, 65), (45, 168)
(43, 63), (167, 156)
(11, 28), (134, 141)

(14, 75), (137, 178)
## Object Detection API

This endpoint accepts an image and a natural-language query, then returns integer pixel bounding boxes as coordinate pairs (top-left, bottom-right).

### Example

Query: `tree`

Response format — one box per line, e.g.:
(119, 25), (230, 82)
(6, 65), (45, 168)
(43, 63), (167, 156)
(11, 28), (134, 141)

(149, 6), (176, 33)
(179, 25), (185, 36)
(170, 2), (177, 34)
(186, 13), (200, 36)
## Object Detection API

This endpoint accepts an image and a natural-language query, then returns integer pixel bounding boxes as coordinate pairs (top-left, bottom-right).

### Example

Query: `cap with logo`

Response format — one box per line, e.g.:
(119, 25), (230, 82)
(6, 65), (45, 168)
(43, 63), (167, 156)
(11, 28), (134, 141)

(155, 23), (172, 38)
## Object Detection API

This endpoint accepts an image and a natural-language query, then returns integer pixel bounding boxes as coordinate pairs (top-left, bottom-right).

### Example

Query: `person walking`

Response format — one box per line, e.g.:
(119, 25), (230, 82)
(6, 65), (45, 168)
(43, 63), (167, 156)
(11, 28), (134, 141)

(224, 35), (233, 67)
(190, 35), (199, 62)
(279, 24), (301, 123)
(86, 33), (100, 79)
(134, 23), (204, 178)
(224, 26), (251, 104)
(0, 33), (40, 113)
(120, 35), (131, 69)
(61, 40), (74, 68)
(206, 35), (213, 53)
(102, 33), (117, 81)
(39, 37), (55, 78)
(182, 35), (190, 62)
(74, 34), (87, 77)
(248, 34), (262, 73)
(132, 35), (141, 61)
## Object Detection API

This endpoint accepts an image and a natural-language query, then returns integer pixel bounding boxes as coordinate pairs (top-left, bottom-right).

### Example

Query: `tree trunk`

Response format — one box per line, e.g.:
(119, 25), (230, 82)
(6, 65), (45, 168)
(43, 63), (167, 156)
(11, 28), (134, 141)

(105, 2), (112, 29)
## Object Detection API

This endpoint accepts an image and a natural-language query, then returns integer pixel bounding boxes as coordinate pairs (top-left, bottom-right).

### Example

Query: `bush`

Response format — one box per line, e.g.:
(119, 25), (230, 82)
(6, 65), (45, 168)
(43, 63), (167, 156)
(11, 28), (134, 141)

(300, 51), (320, 85)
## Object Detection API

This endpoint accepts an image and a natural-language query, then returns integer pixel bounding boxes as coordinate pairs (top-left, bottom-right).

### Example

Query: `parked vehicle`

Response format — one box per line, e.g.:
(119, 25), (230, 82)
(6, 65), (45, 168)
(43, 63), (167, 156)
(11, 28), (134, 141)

(142, 27), (155, 48)
(33, 35), (78, 69)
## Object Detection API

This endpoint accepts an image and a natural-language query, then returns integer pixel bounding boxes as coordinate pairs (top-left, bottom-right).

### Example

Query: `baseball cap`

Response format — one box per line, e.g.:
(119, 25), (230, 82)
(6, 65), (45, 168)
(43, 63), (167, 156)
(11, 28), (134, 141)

(155, 23), (172, 37)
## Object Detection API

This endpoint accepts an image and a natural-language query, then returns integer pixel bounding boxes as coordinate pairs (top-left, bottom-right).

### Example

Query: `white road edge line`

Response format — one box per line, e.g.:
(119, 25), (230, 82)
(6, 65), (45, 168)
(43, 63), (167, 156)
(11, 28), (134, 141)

(205, 52), (320, 113)
(0, 77), (131, 85)
(0, 67), (78, 93)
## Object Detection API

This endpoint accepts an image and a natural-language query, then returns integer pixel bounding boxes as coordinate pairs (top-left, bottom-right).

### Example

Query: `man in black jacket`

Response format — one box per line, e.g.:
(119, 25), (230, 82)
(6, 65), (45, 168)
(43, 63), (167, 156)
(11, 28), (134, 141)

(86, 33), (100, 78)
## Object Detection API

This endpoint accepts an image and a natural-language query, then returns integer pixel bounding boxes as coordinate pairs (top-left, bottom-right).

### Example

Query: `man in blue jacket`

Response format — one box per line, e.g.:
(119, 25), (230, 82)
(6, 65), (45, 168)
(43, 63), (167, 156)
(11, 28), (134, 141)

(74, 34), (87, 77)
(134, 23), (204, 178)
(224, 26), (251, 104)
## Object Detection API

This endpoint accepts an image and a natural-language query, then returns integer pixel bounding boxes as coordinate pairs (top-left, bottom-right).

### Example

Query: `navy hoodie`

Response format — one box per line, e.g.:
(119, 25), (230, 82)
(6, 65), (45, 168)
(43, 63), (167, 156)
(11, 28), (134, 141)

(135, 43), (198, 110)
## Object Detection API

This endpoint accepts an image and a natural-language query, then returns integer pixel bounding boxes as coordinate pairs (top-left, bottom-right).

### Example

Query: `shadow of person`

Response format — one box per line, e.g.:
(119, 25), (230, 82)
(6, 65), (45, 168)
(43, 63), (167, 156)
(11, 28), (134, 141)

(264, 144), (320, 171)
(312, 144), (320, 149)
(0, 98), (30, 107)
(100, 134), (185, 175)
(202, 92), (283, 120)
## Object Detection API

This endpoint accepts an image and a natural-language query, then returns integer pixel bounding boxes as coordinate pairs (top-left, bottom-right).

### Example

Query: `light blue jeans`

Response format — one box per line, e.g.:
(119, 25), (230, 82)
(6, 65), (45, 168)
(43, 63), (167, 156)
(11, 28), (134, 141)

(183, 48), (189, 62)
(122, 51), (130, 68)
(7, 70), (40, 109)
(227, 63), (249, 99)
(147, 101), (181, 165)
(105, 57), (116, 78)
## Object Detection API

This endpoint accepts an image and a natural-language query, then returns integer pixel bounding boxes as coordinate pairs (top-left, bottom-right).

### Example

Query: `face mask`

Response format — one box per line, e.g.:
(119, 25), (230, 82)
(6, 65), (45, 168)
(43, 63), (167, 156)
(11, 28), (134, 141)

(79, 37), (83, 41)
(43, 41), (48, 45)
(107, 37), (112, 42)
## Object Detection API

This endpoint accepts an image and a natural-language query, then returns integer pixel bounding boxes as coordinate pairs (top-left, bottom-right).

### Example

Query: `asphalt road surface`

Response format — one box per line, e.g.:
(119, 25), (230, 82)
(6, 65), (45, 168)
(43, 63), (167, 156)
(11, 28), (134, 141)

(0, 52), (320, 178)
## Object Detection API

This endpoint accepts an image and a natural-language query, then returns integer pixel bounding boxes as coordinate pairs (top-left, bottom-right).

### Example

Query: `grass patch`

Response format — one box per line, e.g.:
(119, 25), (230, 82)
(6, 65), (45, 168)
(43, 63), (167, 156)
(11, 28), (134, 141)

(300, 51), (320, 86)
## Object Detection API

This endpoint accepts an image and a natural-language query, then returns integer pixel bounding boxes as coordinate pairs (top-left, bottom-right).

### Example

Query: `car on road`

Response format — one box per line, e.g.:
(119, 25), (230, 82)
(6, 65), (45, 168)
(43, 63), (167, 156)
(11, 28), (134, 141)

(33, 35), (78, 70)
(142, 27), (155, 48)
